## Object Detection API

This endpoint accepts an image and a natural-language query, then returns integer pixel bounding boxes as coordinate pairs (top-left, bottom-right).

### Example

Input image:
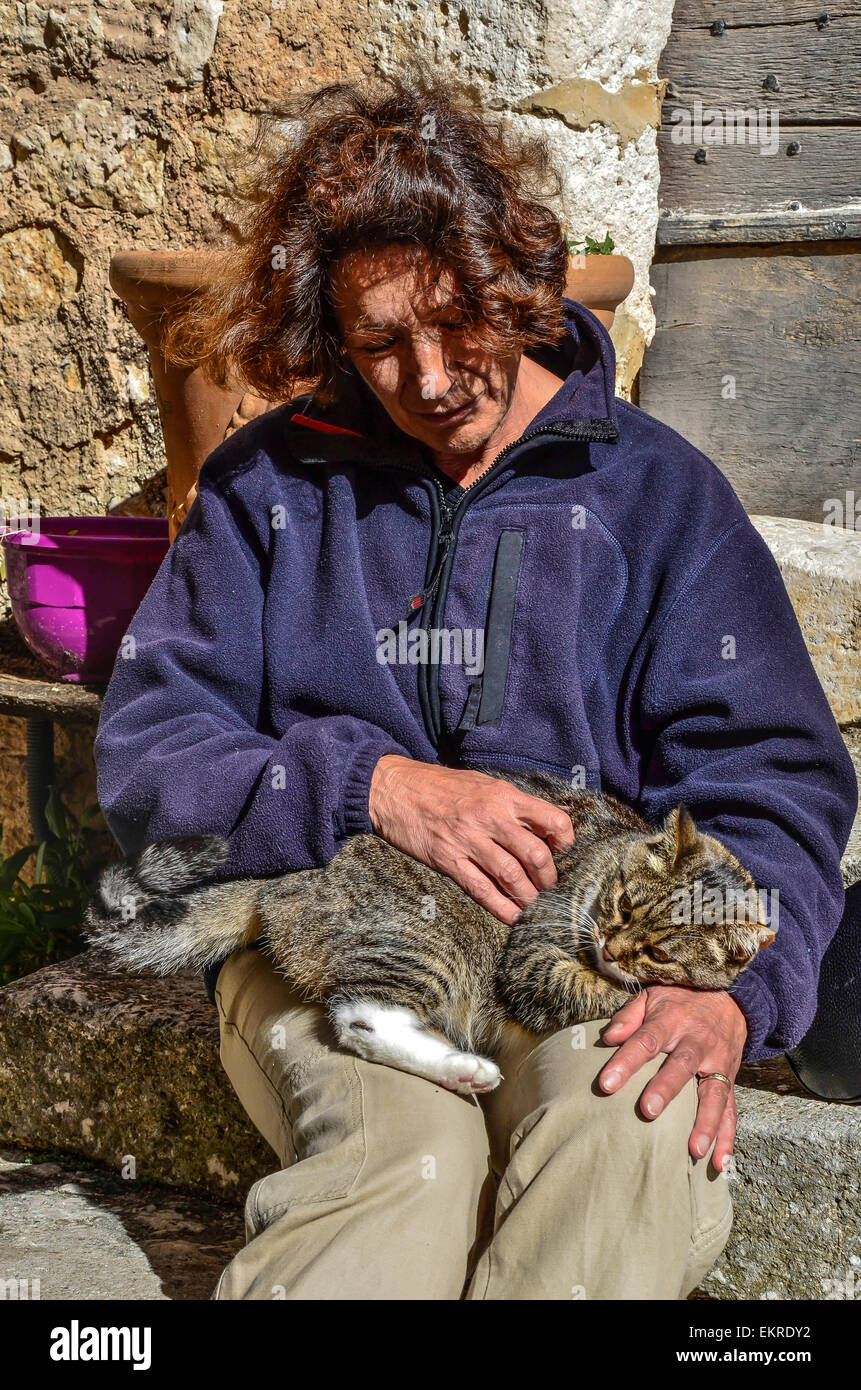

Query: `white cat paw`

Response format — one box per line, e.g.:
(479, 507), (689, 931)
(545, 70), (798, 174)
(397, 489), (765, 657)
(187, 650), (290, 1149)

(330, 999), (503, 1095)
(434, 1051), (502, 1095)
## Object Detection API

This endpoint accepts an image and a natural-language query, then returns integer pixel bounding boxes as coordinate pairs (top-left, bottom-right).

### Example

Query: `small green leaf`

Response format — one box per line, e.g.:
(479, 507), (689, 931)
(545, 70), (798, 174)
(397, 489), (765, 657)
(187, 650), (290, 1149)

(43, 787), (68, 839)
(0, 792), (101, 983)
(567, 231), (616, 256)
(0, 844), (36, 891)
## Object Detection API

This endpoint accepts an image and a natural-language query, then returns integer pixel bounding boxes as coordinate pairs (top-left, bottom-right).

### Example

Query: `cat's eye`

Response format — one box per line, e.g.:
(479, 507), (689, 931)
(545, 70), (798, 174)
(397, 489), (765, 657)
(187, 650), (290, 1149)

(644, 944), (671, 964)
(618, 891), (633, 922)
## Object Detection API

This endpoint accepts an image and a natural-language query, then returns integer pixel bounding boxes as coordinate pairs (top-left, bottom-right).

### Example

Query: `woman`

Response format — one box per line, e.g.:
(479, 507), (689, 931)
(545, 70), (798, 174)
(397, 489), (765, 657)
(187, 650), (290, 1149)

(94, 78), (856, 1299)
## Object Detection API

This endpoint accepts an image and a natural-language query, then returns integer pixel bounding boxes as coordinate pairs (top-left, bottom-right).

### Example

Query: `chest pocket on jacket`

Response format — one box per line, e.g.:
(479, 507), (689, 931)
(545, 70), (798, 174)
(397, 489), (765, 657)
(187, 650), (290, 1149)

(456, 527), (524, 735)
(441, 504), (628, 784)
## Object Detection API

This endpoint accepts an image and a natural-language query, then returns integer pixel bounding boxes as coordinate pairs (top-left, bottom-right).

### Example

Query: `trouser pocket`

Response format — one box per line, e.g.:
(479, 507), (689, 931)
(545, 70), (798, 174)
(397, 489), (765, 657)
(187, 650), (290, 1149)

(246, 1047), (367, 1236)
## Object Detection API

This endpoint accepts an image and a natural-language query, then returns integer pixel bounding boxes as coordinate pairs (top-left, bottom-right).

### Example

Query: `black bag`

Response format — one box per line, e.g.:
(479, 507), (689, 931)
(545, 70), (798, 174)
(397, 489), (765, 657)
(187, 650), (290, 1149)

(786, 881), (861, 1103)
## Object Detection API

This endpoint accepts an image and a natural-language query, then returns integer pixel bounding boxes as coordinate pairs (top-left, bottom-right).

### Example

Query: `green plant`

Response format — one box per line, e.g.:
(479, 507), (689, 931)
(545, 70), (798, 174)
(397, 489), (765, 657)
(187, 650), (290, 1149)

(0, 789), (108, 986)
(566, 232), (616, 255)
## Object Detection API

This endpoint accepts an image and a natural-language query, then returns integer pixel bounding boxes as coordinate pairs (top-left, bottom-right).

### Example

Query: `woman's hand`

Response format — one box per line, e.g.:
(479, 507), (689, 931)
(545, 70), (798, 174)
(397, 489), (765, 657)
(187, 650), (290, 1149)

(368, 754), (575, 924)
(597, 986), (747, 1173)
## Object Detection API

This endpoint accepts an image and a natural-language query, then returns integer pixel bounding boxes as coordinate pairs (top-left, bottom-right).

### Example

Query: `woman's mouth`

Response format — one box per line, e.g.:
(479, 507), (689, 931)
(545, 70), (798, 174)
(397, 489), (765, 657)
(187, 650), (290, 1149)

(409, 398), (476, 427)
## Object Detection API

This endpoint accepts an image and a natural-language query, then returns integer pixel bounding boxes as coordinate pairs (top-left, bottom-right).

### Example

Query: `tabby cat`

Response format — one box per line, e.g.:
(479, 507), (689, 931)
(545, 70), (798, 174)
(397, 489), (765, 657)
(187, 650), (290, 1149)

(86, 770), (774, 1094)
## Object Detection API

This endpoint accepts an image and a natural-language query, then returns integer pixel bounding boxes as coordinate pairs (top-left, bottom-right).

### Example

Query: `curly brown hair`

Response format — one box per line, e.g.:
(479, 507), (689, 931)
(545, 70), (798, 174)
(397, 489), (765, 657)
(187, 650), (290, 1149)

(163, 74), (569, 404)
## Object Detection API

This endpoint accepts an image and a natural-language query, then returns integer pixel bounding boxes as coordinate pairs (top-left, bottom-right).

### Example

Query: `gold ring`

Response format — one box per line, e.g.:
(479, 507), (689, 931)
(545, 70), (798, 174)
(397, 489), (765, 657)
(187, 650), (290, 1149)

(696, 1072), (731, 1088)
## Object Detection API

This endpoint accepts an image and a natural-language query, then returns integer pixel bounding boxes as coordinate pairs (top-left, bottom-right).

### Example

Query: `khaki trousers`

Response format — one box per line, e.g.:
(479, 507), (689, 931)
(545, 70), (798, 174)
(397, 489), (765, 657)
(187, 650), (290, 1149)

(212, 948), (732, 1300)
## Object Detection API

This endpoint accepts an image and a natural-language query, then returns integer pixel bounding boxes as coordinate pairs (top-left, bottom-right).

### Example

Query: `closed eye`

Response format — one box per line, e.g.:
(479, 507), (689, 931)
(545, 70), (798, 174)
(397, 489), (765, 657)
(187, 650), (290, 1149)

(356, 339), (397, 356)
(643, 944), (671, 964)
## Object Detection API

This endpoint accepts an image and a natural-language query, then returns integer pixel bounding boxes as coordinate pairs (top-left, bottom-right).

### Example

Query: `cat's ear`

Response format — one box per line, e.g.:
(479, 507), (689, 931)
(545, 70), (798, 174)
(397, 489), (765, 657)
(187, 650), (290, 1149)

(662, 804), (701, 867)
(755, 925), (776, 951)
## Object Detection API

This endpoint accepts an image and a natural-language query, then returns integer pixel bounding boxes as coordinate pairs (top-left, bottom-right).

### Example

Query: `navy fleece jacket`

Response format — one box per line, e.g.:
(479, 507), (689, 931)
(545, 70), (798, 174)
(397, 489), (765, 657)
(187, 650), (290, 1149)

(93, 300), (857, 1060)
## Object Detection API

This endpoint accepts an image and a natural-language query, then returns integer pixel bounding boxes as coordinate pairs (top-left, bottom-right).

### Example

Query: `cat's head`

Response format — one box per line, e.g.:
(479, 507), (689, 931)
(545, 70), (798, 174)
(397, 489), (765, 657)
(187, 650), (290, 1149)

(585, 806), (775, 992)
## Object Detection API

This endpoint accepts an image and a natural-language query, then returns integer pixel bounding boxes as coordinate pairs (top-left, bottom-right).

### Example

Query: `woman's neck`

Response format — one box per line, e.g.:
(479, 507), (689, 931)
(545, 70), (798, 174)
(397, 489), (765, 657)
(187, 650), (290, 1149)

(432, 356), (563, 489)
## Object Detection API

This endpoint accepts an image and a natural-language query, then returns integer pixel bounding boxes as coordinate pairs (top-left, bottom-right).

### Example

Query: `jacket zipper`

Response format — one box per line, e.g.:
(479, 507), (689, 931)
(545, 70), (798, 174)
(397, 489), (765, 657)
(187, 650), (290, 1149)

(403, 419), (609, 618)
(382, 418), (615, 753)
(406, 498), (452, 617)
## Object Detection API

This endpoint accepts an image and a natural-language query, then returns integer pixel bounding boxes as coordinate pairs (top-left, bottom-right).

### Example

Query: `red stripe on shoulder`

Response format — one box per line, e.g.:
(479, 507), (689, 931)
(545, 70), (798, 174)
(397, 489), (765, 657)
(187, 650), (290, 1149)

(290, 412), (364, 438)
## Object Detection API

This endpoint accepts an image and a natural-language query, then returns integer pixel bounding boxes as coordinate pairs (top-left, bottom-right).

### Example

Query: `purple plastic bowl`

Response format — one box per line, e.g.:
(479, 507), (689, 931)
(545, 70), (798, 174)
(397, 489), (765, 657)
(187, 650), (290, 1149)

(2, 516), (170, 683)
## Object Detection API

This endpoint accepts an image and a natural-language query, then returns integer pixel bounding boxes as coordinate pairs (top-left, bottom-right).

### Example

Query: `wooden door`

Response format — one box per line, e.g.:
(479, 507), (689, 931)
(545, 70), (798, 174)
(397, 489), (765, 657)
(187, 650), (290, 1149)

(638, 2), (860, 523)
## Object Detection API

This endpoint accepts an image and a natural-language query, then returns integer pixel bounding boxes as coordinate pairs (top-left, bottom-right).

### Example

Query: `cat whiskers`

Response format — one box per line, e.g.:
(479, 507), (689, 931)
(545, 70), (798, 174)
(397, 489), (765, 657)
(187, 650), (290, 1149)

(572, 909), (600, 952)
(570, 907), (643, 996)
(539, 918), (597, 948)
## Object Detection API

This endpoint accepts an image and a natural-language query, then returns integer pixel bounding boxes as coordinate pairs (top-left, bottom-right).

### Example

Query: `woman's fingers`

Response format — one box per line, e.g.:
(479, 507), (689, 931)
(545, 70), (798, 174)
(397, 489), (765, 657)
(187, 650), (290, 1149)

(690, 1076), (734, 1162)
(601, 991), (647, 1041)
(456, 859), (526, 925)
(475, 841), (542, 910)
(711, 1086), (738, 1175)
(511, 792), (576, 852)
(490, 819), (564, 893)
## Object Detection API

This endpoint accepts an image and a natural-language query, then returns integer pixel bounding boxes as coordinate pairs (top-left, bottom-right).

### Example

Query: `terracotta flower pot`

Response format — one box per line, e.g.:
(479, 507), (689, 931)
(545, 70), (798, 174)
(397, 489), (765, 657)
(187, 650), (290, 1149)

(565, 252), (635, 329)
(110, 249), (634, 538)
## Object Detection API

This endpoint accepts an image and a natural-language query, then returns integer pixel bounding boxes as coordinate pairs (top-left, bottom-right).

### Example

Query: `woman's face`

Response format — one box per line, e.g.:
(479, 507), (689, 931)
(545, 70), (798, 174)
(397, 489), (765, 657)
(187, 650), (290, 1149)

(331, 244), (522, 459)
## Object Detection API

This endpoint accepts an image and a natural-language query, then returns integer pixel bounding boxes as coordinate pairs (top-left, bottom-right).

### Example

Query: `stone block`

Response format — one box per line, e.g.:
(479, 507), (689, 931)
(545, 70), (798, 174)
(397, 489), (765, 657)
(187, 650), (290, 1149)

(0, 951), (273, 1201)
(707, 1061), (861, 1299)
(753, 515), (861, 729)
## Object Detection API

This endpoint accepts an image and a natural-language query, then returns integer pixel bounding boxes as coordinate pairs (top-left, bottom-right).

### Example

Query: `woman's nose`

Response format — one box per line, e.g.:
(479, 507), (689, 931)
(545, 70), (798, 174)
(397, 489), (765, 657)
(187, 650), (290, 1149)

(408, 340), (453, 401)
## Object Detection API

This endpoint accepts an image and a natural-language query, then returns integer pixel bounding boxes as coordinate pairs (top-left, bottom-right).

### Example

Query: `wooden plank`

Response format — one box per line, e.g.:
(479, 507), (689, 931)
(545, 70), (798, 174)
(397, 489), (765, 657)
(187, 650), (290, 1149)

(657, 125), (861, 215)
(670, 1), (860, 28)
(657, 208), (861, 245)
(637, 250), (860, 522)
(0, 672), (103, 722)
(660, 15), (861, 122)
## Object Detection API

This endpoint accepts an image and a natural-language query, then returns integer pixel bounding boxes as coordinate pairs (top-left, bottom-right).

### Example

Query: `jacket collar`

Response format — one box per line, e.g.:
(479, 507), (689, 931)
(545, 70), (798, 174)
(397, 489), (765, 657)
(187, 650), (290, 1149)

(283, 298), (619, 470)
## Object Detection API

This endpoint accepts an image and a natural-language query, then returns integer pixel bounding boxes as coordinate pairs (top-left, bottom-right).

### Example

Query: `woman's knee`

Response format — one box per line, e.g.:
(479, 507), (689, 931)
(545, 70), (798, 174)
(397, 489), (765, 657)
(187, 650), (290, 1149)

(218, 957), (487, 1208)
(242, 1054), (491, 1291)
(495, 1021), (707, 1206)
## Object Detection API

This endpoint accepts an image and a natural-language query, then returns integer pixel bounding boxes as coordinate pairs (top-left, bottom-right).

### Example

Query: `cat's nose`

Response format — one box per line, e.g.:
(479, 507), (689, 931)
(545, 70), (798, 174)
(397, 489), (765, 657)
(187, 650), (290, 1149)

(602, 944), (615, 962)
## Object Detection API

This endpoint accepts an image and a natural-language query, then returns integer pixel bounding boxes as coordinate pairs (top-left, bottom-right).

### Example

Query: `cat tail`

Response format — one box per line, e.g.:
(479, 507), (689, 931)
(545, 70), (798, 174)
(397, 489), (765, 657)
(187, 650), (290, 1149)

(85, 835), (262, 975)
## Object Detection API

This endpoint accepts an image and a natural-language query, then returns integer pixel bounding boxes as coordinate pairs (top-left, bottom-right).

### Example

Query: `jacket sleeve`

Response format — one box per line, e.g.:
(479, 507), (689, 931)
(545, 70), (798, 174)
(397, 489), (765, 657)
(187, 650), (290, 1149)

(93, 472), (412, 878)
(636, 517), (858, 1060)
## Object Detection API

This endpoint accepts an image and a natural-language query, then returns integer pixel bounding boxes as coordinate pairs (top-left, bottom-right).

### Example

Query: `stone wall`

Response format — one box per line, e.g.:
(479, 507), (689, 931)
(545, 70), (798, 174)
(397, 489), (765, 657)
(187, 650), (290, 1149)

(0, 0), (674, 852)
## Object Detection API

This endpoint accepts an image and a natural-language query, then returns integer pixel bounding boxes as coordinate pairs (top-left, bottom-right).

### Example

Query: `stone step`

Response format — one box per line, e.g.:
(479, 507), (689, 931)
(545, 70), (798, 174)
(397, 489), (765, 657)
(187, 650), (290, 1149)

(841, 726), (861, 889)
(1, 950), (859, 1298)
(752, 514), (861, 729)
(752, 514), (860, 890)
(706, 1056), (861, 1300)
(0, 1148), (244, 1300)
(0, 951), (273, 1202)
